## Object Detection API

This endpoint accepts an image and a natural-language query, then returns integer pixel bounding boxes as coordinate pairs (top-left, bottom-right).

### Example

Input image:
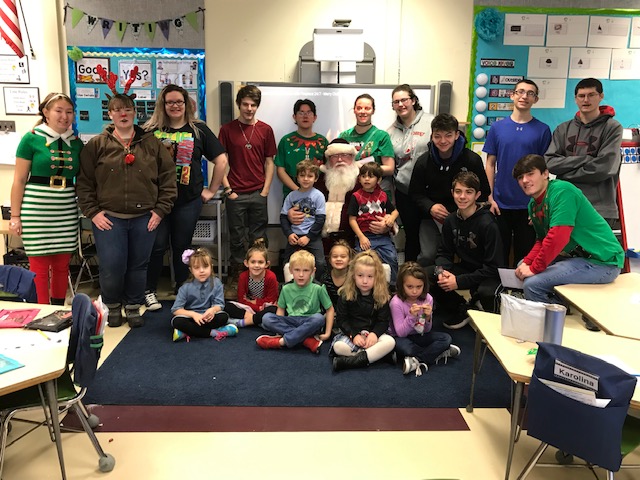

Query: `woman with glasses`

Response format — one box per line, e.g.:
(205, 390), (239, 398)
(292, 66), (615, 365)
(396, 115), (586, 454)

(9, 93), (83, 304)
(339, 94), (395, 198)
(387, 84), (434, 262)
(77, 93), (176, 328)
(140, 85), (228, 311)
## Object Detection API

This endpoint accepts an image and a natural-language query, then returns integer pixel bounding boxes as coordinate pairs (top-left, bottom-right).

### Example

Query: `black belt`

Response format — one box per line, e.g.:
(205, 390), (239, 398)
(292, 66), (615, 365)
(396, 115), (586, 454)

(28, 175), (74, 188)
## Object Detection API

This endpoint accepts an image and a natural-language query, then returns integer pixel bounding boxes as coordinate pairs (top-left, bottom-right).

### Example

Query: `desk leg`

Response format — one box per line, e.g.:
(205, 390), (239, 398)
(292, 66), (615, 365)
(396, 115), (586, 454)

(43, 379), (67, 480)
(466, 329), (483, 412)
(505, 381), (524, 480)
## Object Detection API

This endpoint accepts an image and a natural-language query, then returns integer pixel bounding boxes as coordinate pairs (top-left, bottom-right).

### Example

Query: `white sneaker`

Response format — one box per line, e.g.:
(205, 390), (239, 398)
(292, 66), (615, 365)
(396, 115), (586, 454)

(443, 316), (470, 330)
(434, 344), (462, 365)
(402, 356), (428, 377)
(144, 291), (162, 311)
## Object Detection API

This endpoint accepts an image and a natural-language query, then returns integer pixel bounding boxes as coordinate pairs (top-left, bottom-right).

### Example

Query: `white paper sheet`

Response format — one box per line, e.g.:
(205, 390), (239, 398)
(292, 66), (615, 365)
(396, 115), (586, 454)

(546, 15), (589, 47)
(631, 18), (640, 49)
(498, 268), (524, 289)
(527, 47), (570, 78)
(610, 49), (640, 80)
(569, 48), (612, 79)
(587, 16), (631, 49)
(504, 14), (547, 46)
(539, 378), (611, 408)
(0, 132), (20, 166)
(530, 78), (567, 109)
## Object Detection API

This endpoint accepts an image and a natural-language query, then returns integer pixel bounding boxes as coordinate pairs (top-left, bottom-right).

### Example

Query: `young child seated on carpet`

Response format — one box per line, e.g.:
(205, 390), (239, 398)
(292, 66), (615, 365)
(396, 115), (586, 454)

(171, 248), (238, 342)
(319, 239), (354, 306)
(224, 238), (278, 327)
(331, 250), (396, 372)
(389, 262), (460, 377)
(257, 250), (334, 353)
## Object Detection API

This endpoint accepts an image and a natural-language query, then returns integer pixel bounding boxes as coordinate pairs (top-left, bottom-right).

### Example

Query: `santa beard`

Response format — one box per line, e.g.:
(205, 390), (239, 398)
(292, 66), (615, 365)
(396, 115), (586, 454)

(324, 162), (360, 202)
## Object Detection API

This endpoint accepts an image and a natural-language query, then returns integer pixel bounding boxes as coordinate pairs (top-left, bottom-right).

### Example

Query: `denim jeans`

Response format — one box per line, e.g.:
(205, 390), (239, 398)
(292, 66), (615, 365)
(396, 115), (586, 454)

(394, 332), (452, 365)
(92, 213), (157, 306)
(283, 237), (327, 279)
(147, 196), (203, 291)
(523, 257), (620, 304)
(226, 191), (268, 265)
(261, 312), (325, 347)
(355, 233), (398, 283)
(395, 190), (422, 262)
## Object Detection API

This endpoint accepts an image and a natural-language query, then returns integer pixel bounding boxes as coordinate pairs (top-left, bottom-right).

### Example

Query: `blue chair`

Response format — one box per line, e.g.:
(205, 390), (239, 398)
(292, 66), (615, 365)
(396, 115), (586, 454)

(0, 293), (115, 478)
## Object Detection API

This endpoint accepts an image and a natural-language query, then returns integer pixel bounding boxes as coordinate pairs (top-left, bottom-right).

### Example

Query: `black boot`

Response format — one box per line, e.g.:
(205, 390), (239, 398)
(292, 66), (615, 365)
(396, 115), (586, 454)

(332, 351), (369, 372)
(50, 297), (66, 306)
(106, 303), (123, 327)
(125, 304), (144, 328)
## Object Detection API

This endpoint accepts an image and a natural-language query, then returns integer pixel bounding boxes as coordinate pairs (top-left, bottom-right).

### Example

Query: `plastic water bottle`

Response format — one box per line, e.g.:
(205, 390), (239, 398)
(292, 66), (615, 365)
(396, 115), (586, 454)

(415, 313), (426, 334)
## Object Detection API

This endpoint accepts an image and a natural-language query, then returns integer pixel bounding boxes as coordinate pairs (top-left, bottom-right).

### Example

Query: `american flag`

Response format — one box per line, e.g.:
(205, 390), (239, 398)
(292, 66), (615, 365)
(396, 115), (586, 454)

(0, 0), (24, 58)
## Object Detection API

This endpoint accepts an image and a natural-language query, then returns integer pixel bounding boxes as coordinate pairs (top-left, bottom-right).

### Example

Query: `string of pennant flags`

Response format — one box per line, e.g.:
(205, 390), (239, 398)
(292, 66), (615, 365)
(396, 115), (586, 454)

(63, 3), (205, 42)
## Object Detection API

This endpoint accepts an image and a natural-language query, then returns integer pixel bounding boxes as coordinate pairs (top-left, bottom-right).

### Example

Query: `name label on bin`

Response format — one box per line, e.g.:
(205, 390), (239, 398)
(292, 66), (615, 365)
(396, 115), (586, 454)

(554, 360), (599, 392)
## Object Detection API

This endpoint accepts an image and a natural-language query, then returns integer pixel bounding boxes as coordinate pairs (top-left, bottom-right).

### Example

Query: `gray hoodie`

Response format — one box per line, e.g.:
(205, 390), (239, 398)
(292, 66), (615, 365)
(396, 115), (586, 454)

(545, 106), (623, 220)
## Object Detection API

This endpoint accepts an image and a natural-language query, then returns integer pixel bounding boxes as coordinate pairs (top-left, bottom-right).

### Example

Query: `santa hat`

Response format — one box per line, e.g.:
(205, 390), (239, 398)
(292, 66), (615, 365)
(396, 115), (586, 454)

(324, 138), (357, 160)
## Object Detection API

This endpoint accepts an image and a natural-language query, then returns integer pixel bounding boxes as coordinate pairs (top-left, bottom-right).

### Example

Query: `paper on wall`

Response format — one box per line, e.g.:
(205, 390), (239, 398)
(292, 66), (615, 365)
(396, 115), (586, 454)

(569, 48), (612, 79)
(530, 78), (567, 109)
(610, 49), (640, 80)
(527, 47), (570, 79)
(504, 14), (547, 46)
(587, 16), (631, 49)
(546, 15), (589, 47)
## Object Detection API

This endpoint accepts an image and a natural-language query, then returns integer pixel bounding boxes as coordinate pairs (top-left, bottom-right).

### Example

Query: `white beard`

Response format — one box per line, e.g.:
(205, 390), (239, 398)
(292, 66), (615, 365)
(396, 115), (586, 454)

(322, 162), (360, 236)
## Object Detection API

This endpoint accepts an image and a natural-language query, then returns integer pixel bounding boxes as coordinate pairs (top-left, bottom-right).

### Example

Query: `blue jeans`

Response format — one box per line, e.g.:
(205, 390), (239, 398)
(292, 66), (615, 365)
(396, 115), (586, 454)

(356, 233), (398, 283)
(394, 333), (452, 365)
(147, 196), (203, 291)
(92, 213), (157, 306)
(261, 312), (325, 347)
(523, 257), (620, 303)
(226, 191), (268, 265)
(283, 237), (326, 279)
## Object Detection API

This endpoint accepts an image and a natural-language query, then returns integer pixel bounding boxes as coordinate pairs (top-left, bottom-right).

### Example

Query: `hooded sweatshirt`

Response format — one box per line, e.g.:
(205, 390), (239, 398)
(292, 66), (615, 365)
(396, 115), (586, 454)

(435, 203), (504, 290)
(545, 105), (623, 220)
(409, 134), (491, 217)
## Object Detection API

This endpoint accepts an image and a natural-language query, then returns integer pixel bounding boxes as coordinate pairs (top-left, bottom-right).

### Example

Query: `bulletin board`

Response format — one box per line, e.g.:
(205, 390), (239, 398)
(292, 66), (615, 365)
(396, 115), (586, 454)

(67, 46), (204, 138)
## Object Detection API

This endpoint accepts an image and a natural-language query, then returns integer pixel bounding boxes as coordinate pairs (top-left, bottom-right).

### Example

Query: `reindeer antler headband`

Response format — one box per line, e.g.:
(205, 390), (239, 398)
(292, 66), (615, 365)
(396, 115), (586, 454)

(96, 65), (139, 100)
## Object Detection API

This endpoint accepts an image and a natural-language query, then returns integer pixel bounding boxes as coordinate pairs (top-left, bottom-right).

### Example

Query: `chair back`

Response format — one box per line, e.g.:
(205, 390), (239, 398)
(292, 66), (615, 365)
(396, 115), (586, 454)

(67, 293), (103, 388)
(0, 265), (37, 303)
(527, 342), (637, 472)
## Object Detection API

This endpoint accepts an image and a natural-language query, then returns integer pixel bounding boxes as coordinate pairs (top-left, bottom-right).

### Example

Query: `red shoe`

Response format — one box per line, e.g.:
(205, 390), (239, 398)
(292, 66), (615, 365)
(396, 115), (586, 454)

(302, 337), (322, 354)
(256, 335), (282, 349)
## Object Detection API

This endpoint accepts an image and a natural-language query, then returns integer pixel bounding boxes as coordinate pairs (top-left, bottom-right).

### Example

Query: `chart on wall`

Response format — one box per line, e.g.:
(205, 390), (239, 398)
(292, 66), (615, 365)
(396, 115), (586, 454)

(468, 7), (640, 148)
(67, 47), (204, 140)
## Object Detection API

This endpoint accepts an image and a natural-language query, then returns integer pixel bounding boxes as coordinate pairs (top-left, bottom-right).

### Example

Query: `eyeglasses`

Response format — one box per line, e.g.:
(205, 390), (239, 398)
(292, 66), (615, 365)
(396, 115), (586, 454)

(391, 97), (412, 106)
(111, 108), (134, 113)
(329, 153), (353, 159)
(513, 89), (537, 98)
(575, 92), (600, 101)
(296, 111), (314, 117)
(166, 100), (185, 107)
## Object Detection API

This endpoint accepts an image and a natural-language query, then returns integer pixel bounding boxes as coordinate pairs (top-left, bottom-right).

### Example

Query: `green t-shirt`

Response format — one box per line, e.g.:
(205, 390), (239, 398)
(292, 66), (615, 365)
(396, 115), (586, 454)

(277, 281), (333, 316)
(528, 179), (624, 267)
(275, 131), (328, 196)
(339, 125), (394, 193)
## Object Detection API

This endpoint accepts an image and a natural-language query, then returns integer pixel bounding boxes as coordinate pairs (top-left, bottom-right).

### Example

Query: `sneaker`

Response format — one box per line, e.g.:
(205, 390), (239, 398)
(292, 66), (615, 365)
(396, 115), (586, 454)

(443, 315), (471, 330)
(172, 329), (187, 342)
(212, 324), (238, 341)
(434, 344), (462, 365)
(582, 315), (601, 332)
(124, 304), (144, 328)
(302, 336), (322, 354)
(144, 291), (162, 311)
(256, 334), (282, 349)
(402, 356), (428, 377)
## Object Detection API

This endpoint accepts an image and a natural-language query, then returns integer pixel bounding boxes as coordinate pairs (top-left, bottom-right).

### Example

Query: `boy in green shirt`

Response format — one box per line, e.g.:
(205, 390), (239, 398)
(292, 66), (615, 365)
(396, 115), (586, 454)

(513, 154), (623, 304)
(258, 250), (334, 353)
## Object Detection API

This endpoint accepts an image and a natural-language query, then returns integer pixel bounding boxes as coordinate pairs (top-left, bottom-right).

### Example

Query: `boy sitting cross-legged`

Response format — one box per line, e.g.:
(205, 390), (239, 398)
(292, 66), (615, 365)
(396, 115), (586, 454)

(258, 250), (334, 353)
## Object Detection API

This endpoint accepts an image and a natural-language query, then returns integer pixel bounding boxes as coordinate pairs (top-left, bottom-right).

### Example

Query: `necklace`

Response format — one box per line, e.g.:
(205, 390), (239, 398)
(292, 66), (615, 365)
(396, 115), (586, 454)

(239, 122), (256, 149)
(113, 129), (135, 165)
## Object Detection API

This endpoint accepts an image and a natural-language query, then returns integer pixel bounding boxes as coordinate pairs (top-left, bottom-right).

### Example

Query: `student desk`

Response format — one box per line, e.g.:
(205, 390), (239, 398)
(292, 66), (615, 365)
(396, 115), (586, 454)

(466, 309), (640, 480)
(0, 302), (71, 479)
(554, 272), (640, 341)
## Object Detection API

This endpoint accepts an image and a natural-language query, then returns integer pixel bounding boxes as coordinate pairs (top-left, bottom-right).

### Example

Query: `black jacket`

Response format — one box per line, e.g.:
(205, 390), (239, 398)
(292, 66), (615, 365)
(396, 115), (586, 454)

(335, 293), (390, 338)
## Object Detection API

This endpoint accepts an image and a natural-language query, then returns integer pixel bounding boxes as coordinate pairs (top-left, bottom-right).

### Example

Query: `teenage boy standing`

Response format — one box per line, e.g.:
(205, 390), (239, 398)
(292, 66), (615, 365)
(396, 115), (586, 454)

(409, 113), (490, 267)
(483, 79), (551, 266)
(545, 78), (623, 227)
(219, 85), (277, 298)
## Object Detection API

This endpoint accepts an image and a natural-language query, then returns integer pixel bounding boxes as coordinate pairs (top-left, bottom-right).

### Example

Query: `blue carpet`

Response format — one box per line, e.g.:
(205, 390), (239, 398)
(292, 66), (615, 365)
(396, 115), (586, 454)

(85, 302), (511, 408)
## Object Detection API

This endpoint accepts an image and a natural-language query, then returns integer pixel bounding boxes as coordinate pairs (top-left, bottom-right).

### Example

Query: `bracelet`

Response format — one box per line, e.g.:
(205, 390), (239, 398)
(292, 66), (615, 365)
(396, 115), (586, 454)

(11, 215), (20, 218)
(223, 186), (231, 192)
(222, 189), (235, 198)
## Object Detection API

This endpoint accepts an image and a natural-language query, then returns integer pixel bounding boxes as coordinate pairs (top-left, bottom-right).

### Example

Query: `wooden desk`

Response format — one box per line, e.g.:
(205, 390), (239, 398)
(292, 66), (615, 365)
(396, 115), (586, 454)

(0, 302), (71, 479)
(555, 272), (640, 340)
(466, 310), (640, 480)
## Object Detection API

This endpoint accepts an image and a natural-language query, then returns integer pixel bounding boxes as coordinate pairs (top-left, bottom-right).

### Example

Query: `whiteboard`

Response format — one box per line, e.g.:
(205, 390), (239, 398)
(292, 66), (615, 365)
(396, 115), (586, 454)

(242, 82), (434, 224)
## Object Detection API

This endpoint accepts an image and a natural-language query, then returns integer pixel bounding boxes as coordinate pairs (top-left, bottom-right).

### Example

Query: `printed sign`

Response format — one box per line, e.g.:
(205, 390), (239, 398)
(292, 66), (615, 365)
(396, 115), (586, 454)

(490, 75), (524, 84)
(488, 102), (514, 111)
(75, 57), (109, 83)
(118, 60), (153, 88)
(487, 116), (507, 125)
(480, 58), (516, 68)
(489, 88), (514, 98)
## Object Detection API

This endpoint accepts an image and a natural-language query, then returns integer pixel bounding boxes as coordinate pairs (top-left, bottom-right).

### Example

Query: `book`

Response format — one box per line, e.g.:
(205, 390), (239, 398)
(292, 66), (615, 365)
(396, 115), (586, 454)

(0, 354), (24, 374)
(0, 308), (40, 328)
(25, 310), (73, 333)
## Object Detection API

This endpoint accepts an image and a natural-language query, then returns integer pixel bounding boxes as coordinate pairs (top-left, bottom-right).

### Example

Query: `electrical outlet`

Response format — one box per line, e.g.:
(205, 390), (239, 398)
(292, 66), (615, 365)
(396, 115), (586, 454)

(0, 121), (16, 132)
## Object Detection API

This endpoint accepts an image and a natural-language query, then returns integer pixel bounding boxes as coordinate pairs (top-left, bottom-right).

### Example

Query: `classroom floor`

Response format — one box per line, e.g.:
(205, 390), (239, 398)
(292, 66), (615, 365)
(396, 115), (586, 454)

(2, 282), (639, 480)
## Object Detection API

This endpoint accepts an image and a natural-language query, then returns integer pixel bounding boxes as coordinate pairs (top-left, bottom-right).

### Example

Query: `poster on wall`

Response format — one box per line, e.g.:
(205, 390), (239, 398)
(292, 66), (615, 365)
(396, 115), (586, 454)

(631, 18), (640, 48)
(527, 47), (570, 78)
(156, 59), (198, 90)
(118, 60), (153, 88)
(610, 49), (640, 80)
(587, 16), (631, 49)
(503, 14), (547, 46)
(75, 57), (109, 83)
(546, 15), (589, 47)
(3, 87), (40, 115)
(0, 55), (29, 83)
(569, 48), (612, 78)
